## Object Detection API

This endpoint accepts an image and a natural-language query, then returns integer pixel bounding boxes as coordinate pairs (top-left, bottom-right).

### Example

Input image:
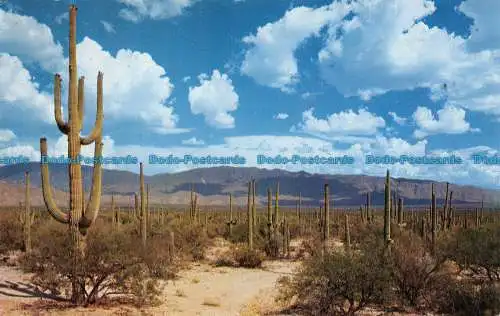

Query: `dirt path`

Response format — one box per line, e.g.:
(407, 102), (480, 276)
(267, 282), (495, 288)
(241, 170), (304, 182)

(0, 242), (300, 316)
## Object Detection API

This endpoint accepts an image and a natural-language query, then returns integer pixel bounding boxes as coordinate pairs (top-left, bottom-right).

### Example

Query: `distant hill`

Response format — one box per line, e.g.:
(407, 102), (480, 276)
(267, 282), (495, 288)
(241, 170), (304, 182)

(0, 163), (498, 207)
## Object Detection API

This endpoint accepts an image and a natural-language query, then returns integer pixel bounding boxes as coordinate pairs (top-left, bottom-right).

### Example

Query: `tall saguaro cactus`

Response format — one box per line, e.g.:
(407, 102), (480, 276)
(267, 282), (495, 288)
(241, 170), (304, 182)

(384, 170), (391, 244)
(19, 172), (35, 253)
(323, 183), (330, 242)
(247, 181), (253, 250)
(39, 4), (104, 305)
(139, 163), (147, 246)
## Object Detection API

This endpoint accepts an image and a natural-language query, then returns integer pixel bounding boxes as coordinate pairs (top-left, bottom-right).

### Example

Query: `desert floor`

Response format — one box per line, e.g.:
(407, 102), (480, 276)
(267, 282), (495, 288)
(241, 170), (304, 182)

(0, 239), (300, 316)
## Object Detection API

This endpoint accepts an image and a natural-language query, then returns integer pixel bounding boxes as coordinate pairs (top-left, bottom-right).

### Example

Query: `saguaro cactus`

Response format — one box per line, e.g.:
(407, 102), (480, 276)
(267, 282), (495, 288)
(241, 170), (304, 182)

(431, 183), (437, 252)
(139, 163), (147, 246)
(247, 181), (253, 250)
(226, 193), (236, 237)
(344, 214), (351, 251)
(252, 179), (256, 228)
(39, 5), (103, 305)
(384, 170), (391, 244)
(19, 172), (35, 253)
(323, 183), (330, 242)
(397, 197), (404, 225)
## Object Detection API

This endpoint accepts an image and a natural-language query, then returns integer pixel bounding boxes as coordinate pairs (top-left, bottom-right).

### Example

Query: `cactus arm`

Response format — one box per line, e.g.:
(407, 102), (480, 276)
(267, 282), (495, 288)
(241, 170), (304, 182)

(54, 74), (69, 134)
(40, 138), (69, 224)
(80, 72), (103, 145)
(78, 137), (103, 231)
(78, 76), (85, 127)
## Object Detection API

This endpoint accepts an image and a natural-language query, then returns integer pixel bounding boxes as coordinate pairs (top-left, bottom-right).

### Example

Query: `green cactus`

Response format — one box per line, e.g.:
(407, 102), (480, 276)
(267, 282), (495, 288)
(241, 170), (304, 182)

(111, 194), (120, 228)
(247, 181), (253, 250)
(134, 193), (139, 219)
(252, 179), (256, 229)
(431, 183), (437, 252)
(226, 193), (236, 237)
(323, 183), (330, 242)
(397, 197), (404, 225)
(274, 181), (279, 225)
(39, 4), (104, 305)
(442, 182), (449, 230)
(344, 214), (351, 251)
(384, 170), (391, 245)
(19, 172), (35, 253)
(138, 163), (147, 246)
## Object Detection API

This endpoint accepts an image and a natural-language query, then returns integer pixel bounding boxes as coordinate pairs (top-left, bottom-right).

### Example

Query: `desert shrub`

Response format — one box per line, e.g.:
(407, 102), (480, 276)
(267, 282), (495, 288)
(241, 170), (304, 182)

(440, 224), (500, 281)
(277, 245), (392, 315)
(432, 279), (500, 315)
(232, 246), (263, 268)
(20, 222), (174, 307)
(172, 222), (210, 261)
(0, 211), (23, 254)
(214, 254), (236, 267)
(225, 222), (247, 243)
(388, 231), (446, 307)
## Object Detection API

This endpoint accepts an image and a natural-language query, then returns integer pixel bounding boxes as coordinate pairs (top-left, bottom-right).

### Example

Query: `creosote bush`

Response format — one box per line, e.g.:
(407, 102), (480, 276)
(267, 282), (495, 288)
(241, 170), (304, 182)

(232, 246), (263, 268)
(277, 243), (392, 315)
(0, 211), (23, 255)
(20, 222), (175, 307)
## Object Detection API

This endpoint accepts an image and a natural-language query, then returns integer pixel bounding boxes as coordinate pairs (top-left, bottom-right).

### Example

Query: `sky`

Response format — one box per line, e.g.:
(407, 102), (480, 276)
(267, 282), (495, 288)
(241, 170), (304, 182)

(0, 0), (499, 189)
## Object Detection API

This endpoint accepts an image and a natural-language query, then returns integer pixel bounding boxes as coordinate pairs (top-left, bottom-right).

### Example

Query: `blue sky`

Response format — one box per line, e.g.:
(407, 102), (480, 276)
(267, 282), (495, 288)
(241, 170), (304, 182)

(0, 0), (499, 188)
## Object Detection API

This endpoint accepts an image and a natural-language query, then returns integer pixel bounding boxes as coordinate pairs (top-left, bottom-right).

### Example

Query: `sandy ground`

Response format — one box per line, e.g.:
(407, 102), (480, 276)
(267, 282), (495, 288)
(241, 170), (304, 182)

(0, 240), (301, 316)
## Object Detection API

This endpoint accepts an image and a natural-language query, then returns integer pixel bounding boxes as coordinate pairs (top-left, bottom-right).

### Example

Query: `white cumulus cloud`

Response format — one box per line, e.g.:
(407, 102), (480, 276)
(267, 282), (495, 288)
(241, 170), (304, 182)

(274, 113), (289, 120)
(294, 107), (386, 139)
(188, 70), (239, 129)
(117, 0), (200, 22)
(182, 137), (205, 145)
(412, 104), (479, 138)
(240, 1), (351, 92)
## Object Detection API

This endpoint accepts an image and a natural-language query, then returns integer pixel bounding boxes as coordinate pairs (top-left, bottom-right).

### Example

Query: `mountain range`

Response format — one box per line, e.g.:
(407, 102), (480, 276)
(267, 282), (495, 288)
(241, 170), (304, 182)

(0, 163), (498, 208)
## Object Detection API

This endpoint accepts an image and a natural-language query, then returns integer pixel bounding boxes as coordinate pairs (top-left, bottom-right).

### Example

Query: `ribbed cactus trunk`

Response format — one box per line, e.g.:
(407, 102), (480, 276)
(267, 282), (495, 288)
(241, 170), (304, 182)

(344, 214), (350, 251)
(397, 197), (403, 225)
(384, 170), (391, 245)
(252, 179), (256, 229)
(111, 194), (120, 228)
(267, 188), (272, 242)
(431, 184), (437, 252)
(442, 182), (449, 230)
(247, 181), (253, 250)
(274, 181), (279, 225)
(140, 163), (147, 247)
(227, 193), (235, 237)
(323, 183), (329, 243)
(39, 4), (103, 305)
(20, 172), (34, 253)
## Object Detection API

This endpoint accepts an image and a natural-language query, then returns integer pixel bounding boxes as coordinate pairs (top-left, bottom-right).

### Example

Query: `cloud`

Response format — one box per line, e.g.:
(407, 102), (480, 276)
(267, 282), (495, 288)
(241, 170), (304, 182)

(240, 1), (351, 92)
(294, 107), (386, 139)
(71, 37), (187, 134)
(100, 20), (116, 33)
(0, 8), (64, 72)
(0, 129), (15, 142)
(182, 137), (205, 145)
(182, 76), (191, 83)
(188, 70), (239, 129)
(317, 0), (500, 118)
(412, 104), (479, 138)
(274, 113), (289, 120)
(459, 0), (500, 52)
(117, 0), (200, 22)
(0, 54), (53, 122)
(389, 112), (407, 125)
(55, 12), (69, 24)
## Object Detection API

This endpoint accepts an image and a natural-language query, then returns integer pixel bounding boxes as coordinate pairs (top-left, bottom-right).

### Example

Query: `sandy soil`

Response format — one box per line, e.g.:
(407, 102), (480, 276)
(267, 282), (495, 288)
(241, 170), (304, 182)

(0, 240), (301, 316)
